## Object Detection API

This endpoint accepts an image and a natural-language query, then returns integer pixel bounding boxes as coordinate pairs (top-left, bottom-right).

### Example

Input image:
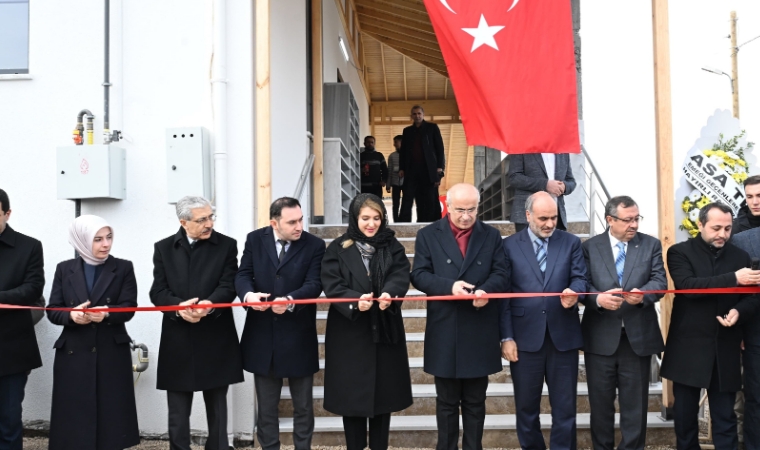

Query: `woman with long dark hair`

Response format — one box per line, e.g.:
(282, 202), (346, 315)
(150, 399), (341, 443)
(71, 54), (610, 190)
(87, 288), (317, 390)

(47, 215), (139, 450)
(321, 194), (413, 450)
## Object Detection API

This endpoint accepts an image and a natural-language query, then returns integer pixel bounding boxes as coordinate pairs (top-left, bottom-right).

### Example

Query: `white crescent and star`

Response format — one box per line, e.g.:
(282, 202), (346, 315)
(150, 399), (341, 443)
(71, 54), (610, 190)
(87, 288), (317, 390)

(461, 15), (505, 52)
(438, 0), (521, 14)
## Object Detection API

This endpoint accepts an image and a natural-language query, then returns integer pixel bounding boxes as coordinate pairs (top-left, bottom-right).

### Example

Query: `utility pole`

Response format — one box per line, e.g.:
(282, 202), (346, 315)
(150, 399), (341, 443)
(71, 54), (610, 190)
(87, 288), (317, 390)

(731, 11), (740, 118)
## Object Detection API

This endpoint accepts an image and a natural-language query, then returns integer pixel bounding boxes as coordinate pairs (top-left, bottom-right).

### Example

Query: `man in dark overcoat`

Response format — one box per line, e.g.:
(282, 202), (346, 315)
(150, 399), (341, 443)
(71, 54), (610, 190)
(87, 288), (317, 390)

(411, 183), (509, 450)
(398, 105), (445, 222)
(235, 197), (325, 450)
(581, 196), (667, 450)
(150, 195), (244, 450)
(662, 202), (760, 450)
(0, 189), (44, 450)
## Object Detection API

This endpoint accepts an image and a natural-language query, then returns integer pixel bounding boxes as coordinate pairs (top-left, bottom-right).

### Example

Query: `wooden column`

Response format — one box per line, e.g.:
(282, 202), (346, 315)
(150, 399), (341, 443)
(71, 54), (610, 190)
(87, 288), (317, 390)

(311, 0), (325, 219)
(652, 0), (676, 416)
(731, 11), (740, 119)
(256, 0), (272, 228)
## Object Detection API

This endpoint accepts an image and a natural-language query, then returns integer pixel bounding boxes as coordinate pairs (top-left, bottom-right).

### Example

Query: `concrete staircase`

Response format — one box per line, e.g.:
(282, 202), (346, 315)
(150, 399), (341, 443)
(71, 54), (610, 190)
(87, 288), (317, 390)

(272, 221), (675, 448)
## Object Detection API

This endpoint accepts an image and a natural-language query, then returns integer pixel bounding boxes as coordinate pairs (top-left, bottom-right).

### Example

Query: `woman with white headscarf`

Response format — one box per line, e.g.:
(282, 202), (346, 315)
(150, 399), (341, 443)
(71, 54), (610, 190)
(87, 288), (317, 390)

(46, 215), (140, 450)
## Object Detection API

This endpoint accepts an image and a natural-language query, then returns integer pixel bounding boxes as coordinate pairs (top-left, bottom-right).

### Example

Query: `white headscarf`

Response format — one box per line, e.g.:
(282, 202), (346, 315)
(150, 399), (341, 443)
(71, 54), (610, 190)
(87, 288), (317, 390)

(68, 215), (113, 266)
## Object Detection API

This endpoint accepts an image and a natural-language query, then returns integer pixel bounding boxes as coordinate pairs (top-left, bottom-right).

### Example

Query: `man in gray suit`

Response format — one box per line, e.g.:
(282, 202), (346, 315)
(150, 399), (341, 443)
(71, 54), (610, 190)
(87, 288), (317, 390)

(581, 196), (667, 450)
(508, 153), (576, 231)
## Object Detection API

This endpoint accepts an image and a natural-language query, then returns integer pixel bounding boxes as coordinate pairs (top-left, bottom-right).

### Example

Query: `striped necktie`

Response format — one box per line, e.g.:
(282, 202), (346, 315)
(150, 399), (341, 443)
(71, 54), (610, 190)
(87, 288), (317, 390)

(615, 241), (626, 285)
(534, 238), (547, 273)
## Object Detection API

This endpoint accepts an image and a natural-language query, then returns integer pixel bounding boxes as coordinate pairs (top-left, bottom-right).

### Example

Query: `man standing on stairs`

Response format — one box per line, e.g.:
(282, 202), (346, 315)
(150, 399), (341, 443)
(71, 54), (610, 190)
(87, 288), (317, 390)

(411, 183), (509, 450)
(581, 196), (667, 450)
(386, 135), (404, 222)
(508, 153), (576, 232)
(501, 191), (587, 450)
(235, 197), (325, 450)
(733, 175), (760, 233)
(360, 136), (388, 199)
(398, 105), (446, 223)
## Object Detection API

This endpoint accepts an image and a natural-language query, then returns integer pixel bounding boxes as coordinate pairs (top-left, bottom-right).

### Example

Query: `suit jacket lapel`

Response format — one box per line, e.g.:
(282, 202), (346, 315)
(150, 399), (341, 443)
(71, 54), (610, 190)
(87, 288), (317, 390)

(542, 232), (563, 288)
(279, 237), (305, 268)
(621, 233), (642, 288)
(517, 230), (544, 284)
(595, 232), (619, 284)
(437, 219), (464, 269)
(460, 221), (486, 276)
(261, 227), (279, 267)
(535, 153), (548, 178)
(69, 261), (89, 304)
(89, 257), (117, 306)
(339, 245), (372, 293)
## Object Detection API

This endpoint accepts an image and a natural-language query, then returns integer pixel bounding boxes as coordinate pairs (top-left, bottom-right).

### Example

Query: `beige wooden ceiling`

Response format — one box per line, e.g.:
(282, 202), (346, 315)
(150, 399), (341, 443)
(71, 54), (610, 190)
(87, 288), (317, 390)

(353, 1), (473, 193)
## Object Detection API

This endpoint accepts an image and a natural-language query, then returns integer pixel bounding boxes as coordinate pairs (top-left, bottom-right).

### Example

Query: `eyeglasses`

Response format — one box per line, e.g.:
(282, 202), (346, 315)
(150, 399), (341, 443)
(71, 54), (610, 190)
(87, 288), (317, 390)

(452, 207), (477, 216)
(192, 214), (217, 224)
(610, 215), (643, 224)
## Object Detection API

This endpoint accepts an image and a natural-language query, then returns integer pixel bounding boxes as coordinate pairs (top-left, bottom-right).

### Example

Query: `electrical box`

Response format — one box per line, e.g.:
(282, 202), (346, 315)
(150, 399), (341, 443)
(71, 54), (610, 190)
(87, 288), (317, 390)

(57, 145), (126, 200)
(166, 127), (211, 204)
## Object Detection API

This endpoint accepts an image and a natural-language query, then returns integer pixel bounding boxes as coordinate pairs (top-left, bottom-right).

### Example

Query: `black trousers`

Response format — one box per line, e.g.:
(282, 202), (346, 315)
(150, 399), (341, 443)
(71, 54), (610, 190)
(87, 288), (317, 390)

(398, 173), (440, 223)
(434, 376), (489, 450)
(745, 345), (760, 450)
(342, 413), (391, 450)
(585, 332), (651, 450)
(390, 185), (402, 222)
(0, 372), (27, 450)
(673, 364), (738, 450)
(254, 374), (314, 450)
(167, 386), (229, 450)
(361, 185), (384, 199)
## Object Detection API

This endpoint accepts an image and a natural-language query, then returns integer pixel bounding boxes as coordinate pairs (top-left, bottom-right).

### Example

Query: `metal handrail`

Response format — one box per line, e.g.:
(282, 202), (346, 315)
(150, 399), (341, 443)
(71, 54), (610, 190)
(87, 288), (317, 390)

(581, 145), (612, 200)
(293, 154), (315, 201)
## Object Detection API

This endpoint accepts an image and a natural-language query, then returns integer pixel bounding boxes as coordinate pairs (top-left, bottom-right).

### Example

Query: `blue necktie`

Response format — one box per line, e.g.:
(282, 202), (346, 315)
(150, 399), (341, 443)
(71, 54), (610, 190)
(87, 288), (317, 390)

(615, 242), (626, 285)
(535, 238), (547, 273)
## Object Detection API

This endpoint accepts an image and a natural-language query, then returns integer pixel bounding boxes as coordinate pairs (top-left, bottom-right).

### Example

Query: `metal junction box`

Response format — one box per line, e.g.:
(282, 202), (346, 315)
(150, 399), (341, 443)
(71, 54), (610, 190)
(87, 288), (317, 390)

(165, 127), (211, 204)
(56, 145), (126, 200)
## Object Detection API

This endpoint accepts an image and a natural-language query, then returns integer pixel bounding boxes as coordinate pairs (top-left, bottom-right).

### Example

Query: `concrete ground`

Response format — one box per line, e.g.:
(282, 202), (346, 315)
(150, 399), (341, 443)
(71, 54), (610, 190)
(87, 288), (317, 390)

(21, 439), (677, 450)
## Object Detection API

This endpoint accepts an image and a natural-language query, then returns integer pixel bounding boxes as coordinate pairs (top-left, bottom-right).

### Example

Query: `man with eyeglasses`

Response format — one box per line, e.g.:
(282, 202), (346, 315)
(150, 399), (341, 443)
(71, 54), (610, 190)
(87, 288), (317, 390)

(411, 183), (509, 450)
(0, 189), (44, 450)
(580, 196), (667, 450)
(150, 195), (244, 450)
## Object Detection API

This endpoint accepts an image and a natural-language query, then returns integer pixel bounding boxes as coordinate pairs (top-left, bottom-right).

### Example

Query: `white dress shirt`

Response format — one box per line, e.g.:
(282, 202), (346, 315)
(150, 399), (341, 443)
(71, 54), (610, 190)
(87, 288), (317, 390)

(541, 153), (556, 180)
(244, 230), (294, 311)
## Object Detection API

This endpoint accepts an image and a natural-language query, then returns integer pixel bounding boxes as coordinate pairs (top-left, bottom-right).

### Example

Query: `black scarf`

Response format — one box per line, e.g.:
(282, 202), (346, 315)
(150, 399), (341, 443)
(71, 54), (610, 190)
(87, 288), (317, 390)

(345, 193), (400, 344)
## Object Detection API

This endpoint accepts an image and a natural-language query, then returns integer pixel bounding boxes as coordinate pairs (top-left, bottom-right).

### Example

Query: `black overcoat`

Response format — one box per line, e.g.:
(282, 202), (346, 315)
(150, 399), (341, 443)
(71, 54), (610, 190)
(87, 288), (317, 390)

(235, 227), (325, 378)
(661, 236), (760, 391)
(320, 235), (413, 417)
(0, 225), (43, 377)
(410, 218), (509, 378)
(46, 256), (139, 450)
(150, 228), (244, 391)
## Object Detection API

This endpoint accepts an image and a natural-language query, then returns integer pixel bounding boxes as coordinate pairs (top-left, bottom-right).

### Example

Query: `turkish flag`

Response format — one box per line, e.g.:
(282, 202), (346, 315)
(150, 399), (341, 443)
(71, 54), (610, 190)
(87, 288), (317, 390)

(424, 0), (580, 154)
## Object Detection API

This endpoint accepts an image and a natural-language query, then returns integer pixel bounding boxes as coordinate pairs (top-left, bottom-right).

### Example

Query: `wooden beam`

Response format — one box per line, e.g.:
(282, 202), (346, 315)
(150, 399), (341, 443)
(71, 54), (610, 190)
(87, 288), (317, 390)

(464, 144), (474, 185)
(652, 0), (675, 415)
(360, 22), (438, 47)
(363, 32), (448, 76)
(355, 0), (429, 18)
(255, 0), (272, 228)
(311, 0), (324, 217)
(332, 0), (371, 104)
(372, 99), (459, 119)
(374, 118), (461, 125)
(444, 78), (448, 99)
(356, 7), (436, 35)
(380, 44), (388, 101)
(403, 57), (407, 101)
(445, 123), (454, 189)
(425, 67), (428, 100)
(366, 32), (442, 56)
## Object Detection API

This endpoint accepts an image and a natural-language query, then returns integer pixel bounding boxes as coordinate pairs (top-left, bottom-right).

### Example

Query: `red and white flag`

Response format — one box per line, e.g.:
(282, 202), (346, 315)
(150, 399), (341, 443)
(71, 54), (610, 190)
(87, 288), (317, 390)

(424, 0), (580, 154)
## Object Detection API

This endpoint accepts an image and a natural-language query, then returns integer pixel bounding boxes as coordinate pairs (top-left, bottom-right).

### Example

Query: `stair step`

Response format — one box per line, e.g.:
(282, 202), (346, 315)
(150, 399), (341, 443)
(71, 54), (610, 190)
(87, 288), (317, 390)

(309, 221), (590, 239)
(271, 413), (675, 447)
(306, 356), (589, 386)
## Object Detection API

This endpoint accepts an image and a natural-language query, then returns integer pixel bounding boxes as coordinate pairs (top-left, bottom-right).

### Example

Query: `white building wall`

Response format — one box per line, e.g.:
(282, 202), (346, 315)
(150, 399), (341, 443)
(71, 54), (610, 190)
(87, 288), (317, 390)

(0, 0), (258, 438)
(582, 0), (760, 238)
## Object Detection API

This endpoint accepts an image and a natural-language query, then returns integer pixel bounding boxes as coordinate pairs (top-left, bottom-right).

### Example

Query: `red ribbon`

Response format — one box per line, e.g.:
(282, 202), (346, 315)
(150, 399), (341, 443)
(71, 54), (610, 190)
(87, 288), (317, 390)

(3, 287), (760, 314)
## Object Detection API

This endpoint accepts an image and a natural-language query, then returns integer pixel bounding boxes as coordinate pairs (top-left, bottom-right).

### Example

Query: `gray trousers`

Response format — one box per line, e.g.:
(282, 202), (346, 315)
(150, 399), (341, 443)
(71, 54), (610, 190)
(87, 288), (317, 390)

(585, 333), (651, 450)
(254, 374), (314, 450)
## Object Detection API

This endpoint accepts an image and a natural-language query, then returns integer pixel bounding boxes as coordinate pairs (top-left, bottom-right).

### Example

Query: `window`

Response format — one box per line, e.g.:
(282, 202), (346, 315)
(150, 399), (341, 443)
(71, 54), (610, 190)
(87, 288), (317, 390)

(0, 0), (30, 74)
